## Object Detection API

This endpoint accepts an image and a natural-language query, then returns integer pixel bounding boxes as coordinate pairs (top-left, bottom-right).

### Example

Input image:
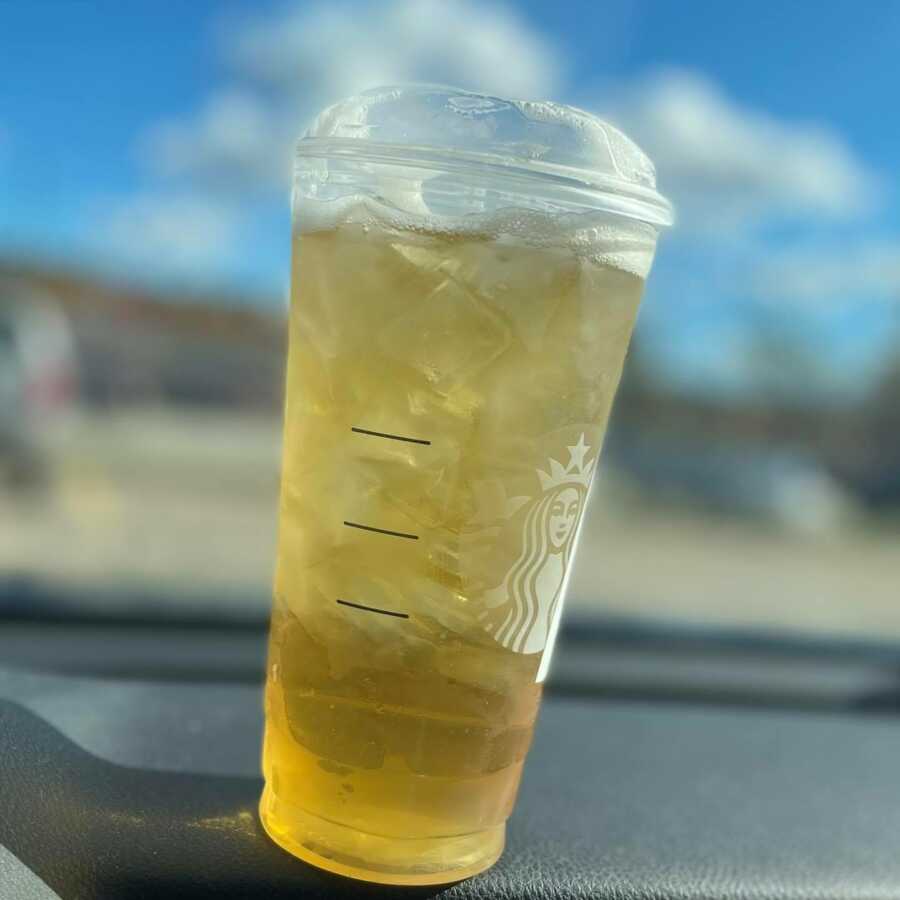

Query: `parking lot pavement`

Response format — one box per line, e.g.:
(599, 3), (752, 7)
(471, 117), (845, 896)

(2, 410), (899, 639)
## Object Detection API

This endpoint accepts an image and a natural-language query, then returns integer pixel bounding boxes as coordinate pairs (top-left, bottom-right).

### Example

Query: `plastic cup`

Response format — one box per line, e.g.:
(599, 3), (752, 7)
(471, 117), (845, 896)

(259, 84), (672, 885)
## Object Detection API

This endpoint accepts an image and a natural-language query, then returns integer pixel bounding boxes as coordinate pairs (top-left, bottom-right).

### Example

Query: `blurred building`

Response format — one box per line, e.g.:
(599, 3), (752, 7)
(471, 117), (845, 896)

(4, 257), (899, 519)
(0, 261), (285, 412)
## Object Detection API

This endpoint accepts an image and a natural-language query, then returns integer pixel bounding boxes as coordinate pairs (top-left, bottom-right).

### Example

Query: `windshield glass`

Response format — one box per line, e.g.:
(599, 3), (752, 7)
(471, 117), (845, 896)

(1, 1), (898, 641)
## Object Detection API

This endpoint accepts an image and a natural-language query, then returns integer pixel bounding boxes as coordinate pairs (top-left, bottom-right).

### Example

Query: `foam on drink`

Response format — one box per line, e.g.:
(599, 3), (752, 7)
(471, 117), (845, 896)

(295, 191), (659, 277)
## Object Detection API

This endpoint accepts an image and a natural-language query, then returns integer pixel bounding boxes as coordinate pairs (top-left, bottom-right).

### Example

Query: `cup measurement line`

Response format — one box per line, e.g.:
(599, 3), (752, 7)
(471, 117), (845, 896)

(336, 598), (410, 619)
(351, 426), (432, 446)
(343, 520), (419, 540)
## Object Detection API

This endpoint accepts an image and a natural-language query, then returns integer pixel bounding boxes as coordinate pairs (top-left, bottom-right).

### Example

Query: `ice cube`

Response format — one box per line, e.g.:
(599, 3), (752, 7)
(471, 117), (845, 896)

(378, 275), (511, 395)
(438, 240), (579, 354)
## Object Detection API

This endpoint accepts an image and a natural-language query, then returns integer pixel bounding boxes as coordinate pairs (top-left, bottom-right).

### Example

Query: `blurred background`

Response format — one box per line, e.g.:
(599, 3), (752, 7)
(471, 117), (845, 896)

(1, 0), (898, 639)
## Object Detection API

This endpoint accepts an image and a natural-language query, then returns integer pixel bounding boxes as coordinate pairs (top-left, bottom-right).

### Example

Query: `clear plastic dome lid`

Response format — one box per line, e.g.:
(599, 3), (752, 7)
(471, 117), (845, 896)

(298, 84), (673, 229)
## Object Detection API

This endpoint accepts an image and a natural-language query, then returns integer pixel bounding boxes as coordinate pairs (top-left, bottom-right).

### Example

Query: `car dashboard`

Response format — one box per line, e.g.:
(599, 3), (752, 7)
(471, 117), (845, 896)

(2, 612), (900, 899)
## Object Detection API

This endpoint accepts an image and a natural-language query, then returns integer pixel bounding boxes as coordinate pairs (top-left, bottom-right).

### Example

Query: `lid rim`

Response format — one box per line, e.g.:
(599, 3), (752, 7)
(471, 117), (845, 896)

(296, 136), (674, 228)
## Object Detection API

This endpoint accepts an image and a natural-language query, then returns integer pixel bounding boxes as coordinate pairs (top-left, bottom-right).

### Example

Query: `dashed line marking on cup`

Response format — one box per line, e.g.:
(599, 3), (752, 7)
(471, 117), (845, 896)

(351, 426), (431, 446)
(336, 598), (410, 619)
(343, 520), (419, 541)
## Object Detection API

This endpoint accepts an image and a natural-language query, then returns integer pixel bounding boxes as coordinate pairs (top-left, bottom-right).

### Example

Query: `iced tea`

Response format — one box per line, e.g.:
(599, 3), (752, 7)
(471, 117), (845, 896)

(260, 212), (646, 883)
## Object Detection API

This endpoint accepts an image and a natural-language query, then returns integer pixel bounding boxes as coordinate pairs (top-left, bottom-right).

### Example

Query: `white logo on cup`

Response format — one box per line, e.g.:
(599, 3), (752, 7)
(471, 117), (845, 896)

(478, 434), (595, 655)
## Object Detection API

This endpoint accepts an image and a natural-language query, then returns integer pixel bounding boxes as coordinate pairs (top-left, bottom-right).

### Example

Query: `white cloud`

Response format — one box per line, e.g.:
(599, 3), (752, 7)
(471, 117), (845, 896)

(228, 0), (560, 100)
(124, 10), (890, 332)
(611, 69), (878, 228)
(94, 193), (241, 278)
(141, 90), (284, 189)
(751, 238), (900, 309)
(141, 0), (561, 190)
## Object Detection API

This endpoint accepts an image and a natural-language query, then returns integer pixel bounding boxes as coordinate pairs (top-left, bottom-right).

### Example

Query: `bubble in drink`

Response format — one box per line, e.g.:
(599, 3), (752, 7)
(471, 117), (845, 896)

(259, 85), (672, 885)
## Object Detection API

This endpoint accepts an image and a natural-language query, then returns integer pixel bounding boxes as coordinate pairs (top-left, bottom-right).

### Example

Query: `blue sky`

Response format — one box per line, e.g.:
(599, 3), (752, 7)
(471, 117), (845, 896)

(2, 0), (899, 399)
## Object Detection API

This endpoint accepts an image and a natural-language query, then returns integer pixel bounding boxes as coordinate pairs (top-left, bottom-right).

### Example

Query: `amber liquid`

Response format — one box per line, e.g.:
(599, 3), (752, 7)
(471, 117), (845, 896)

(261, 221), (644, 883)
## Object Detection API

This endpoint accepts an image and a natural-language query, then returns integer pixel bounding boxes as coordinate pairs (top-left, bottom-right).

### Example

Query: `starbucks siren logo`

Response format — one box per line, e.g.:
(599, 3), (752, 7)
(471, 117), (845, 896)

(478, 434), (595, 656)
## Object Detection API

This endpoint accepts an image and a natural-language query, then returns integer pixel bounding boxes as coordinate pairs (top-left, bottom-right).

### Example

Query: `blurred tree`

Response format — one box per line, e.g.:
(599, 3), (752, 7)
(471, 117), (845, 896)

(741, 308), (827, 408)
(859, 332), (900, 508)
